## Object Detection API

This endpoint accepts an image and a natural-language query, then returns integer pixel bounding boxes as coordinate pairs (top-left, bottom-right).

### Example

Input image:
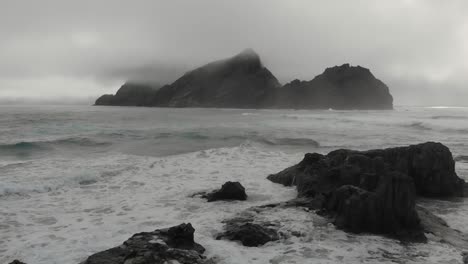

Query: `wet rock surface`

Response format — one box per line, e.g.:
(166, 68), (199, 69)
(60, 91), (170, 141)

(202, 181), (247, 202)
(268, 142), (466, 241)
(217, 221), (279, 247)
(82, 223), (213, 264)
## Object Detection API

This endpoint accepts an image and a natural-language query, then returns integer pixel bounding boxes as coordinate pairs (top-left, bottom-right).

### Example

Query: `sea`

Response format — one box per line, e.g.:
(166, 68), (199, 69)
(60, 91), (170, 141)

(1, 105), (467, 264)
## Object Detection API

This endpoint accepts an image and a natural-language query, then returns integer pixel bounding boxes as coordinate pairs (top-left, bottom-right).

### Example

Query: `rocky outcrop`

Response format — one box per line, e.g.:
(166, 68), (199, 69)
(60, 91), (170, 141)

(82, 223), (213, 264)
(273, 64), (393, 109)
(95, 82), (160, 106)
(267, 142), (465, 241)
(8, 261), (27, 264)
(216, 222), (279, 247)
(95, 50), (393, 109)
(202, 181), (247, 202)
(96, 49), (281, 108)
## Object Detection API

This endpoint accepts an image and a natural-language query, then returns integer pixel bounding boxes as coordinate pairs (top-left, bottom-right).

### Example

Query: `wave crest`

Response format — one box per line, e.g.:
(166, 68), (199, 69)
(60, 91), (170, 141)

(0, 137), (111, 157)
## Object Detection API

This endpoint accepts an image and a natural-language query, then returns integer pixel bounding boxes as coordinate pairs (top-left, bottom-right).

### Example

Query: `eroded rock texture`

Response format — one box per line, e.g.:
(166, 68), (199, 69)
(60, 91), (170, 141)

(82, 223), (213, 264)
(202, 181), (247, 202)
(268, 142), (465, 241)
(95, 50), (393, 110)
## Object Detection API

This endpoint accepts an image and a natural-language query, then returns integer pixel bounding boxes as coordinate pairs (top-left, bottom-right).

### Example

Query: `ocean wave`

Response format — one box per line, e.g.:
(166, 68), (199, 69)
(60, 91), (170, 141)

(149, 131), (320, 147)
(0, 172), (102, 197)
(403, 122), (432, 131)
(431, 115), (468, 120)
(255, 137), (320, 147)
(455, 155), (468, 163)
(0, 137), (111, 157)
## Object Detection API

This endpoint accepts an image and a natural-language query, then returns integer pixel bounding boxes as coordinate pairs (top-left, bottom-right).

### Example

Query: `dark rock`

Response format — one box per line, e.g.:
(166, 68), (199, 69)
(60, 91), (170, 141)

(267, 142), (465, 241)
(95, 94), (115, 106)
(94, 50), (393, 110)
(96, 49), (280, 108)
(326, 174), (425, 242)
(8, 261), (27, 264)
(203, 181), (247, 202)
(216, 222), (279, 247)
(82, 223), (213, 264)
(95, 82), (160, 106)
(271, 63), (393, 110)
(463, 252), (468, 264)
(269, 142), (465, 198)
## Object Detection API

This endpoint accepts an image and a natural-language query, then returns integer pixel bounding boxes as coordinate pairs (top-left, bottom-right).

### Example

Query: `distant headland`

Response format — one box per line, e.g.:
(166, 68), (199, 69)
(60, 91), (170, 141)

(95, 49), (393, 110)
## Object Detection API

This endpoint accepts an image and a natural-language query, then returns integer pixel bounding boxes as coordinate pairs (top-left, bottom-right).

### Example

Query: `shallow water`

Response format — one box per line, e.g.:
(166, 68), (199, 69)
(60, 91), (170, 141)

(0, 105), (467, 263)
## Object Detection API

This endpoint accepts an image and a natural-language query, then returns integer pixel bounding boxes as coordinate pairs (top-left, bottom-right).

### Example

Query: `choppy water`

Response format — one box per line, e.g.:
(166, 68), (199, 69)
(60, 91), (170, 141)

(1, 105), (467, 263)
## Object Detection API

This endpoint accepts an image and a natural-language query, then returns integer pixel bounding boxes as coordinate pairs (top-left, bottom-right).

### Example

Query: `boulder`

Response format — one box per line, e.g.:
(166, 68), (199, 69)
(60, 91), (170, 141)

(8, 261), (27, 264)
(268, 142), (465, 198)
(203, 181), (247, 202)
(267, 142), (466, 241)
(216, 222), (279, 247)
(82, 223), (213, 264)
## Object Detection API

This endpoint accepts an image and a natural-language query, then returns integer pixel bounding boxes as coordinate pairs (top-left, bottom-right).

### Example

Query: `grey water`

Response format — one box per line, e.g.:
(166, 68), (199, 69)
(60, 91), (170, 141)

(1, 105), (467, 263)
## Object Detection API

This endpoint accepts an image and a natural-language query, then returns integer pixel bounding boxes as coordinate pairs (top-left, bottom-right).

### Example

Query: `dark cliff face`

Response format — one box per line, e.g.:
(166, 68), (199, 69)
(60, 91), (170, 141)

(274, 64), (393, 110)
(95, 51), (393, 109)
(150, 49), (281, 108)
(267, 142), (465, 241)
(95, 82), (160, 106)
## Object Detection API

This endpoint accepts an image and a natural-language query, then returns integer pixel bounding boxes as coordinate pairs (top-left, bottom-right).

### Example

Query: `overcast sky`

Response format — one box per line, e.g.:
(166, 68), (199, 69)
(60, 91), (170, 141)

(1, 0), (467, 105)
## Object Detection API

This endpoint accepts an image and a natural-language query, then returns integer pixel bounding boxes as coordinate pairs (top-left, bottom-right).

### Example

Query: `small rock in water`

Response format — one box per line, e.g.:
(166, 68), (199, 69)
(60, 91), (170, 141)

(202, 181), (247, 202)
(82, 223), (213, 264)
(8, 261), (27, 264)
(217, 222), (279, 247)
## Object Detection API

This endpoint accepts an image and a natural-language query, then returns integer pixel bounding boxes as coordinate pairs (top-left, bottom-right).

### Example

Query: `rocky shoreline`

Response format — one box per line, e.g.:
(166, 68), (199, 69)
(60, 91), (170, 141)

(9, 142), (468, 264)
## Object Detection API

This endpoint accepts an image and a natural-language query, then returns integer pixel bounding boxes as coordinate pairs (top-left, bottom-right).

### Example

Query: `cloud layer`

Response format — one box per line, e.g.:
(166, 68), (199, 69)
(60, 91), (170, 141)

(1, 0), (467, 105)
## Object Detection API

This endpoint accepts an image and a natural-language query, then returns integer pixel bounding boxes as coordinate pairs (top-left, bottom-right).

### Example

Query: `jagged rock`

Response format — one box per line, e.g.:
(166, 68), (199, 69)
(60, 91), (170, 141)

(325, 175), (425, 242)
(202, 181), (247, 202)
(95, 94), (115, 106)
(216, 222), (279, 247)
(8, 261), (27, 264)
(82, 223), (213, 264)
(268, 142), (465, 197)
(95, 82), (160, 106)
(96, 49), (280, 108)
(215, 207), (280, 247)
(267, 142), (465, 241)
(95, 50), (393, 110)
(275, 64), (393, 109)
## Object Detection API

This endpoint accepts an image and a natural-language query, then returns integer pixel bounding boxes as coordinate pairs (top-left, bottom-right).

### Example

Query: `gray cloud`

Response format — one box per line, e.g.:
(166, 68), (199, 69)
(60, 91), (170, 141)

(0, 0), (467, 105)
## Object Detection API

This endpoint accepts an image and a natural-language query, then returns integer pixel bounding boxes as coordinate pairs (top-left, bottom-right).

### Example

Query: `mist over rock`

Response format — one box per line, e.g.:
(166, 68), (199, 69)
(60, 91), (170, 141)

(95, 50), (393, 109)
(95, 82), (161, 106)
(274, 64), (393, 109)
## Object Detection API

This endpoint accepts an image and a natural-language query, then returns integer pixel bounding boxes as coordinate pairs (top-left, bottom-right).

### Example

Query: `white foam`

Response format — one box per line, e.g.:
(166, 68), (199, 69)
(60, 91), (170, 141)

(0, 145), (466, 264)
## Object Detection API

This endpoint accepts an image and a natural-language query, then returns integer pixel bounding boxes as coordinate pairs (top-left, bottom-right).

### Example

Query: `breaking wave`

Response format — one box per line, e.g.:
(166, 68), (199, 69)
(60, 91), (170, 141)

(0, 137), (111, 157)
(403, 122), (432, 131)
